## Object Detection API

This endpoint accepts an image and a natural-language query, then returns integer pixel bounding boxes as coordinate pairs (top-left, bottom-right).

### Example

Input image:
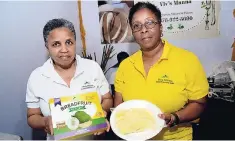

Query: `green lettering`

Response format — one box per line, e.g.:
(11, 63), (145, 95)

(69, 106), (86, 112)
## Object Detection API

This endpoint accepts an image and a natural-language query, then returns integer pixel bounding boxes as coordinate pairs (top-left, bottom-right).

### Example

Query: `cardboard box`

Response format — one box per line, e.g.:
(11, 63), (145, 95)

(49, 92), (107, 140)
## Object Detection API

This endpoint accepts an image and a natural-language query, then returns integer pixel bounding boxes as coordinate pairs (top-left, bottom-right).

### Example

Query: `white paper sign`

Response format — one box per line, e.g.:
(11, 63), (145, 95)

(134, 0), (220, 39)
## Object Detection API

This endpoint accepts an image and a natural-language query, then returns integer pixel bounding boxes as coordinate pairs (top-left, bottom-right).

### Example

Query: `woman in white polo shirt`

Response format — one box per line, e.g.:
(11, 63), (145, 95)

(25, 18), (113, 140)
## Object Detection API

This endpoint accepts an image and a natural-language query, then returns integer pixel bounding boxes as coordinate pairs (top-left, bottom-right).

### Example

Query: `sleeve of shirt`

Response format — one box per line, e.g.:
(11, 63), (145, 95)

(114, 62), (125, 94)
(95, 63), (110, 96)
(185, 54), (209, 100)
(25, 74), (40, 108)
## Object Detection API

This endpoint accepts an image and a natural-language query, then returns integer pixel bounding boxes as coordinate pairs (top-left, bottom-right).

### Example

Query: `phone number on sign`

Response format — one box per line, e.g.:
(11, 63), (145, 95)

(161, 16), (193, 23)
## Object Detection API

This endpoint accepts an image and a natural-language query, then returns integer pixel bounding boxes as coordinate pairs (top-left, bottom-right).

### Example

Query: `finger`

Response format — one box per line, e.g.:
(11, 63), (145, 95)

(45, 128), (51, 135)
(103, 110), (107, 117)
(158, 114), (165, 119)
(94, 131), (103, 135)
(106, 126), (110, 132)
(159, 114), (172, 126)
(165, 114), (172, 121)
(49, 126), (54, 135)
(106, 125), (110, 132)
(49, 117), (54, 135)
(44, 122), (49, 134)
(166, 117), (172, 125)
(97, 132), (103, 135)
(44, 128), (48, 134)
(106, 120), (110, 132)
(167, 115), (174, 126)
(161, 113), (171, 121)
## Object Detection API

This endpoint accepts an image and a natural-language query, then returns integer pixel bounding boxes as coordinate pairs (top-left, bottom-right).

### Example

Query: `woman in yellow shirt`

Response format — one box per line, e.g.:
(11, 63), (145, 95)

(114, 2), (209, 140)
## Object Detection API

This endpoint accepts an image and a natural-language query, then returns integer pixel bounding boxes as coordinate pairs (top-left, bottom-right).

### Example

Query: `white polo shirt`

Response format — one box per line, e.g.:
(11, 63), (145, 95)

(25, 54), (110, 119)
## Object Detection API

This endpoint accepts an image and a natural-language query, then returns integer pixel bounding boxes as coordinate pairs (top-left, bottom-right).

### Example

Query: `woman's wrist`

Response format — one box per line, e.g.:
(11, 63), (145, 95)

(171, 113), (180, 126)
(168, 113), (180, 127)
(42, 116), (47, 128)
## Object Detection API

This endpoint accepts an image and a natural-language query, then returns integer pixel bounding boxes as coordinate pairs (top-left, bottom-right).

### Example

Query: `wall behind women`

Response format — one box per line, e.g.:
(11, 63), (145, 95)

(81, 1), (235, 76)
(0, 0), (234, 140)
(0, 1), (81, 139)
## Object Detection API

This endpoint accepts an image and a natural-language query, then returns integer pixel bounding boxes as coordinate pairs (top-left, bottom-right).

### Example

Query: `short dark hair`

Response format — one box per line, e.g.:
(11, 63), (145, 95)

(128, 2), (161, 25)
(43, 18), (76, 44)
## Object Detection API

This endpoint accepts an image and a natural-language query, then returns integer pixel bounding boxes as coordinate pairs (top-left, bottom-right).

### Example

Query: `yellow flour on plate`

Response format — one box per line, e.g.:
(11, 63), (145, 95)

(115, 108), (157, 135)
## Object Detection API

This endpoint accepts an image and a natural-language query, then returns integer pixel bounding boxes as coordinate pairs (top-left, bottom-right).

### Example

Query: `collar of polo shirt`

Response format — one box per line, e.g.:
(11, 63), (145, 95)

(129, 39), (172, 75)
(40, 55), (85, 83)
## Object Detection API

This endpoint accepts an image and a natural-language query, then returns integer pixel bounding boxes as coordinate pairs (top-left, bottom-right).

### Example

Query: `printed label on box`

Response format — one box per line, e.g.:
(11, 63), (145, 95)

(49, 92), (107, 140)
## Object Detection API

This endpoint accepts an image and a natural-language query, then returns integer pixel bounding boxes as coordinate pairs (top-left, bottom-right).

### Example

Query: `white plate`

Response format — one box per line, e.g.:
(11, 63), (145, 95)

(110, 100), (165, 141)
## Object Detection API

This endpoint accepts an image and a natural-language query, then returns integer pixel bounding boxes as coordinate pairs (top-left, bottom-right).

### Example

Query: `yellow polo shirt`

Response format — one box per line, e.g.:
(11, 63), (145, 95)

(114, 40), (209, 140)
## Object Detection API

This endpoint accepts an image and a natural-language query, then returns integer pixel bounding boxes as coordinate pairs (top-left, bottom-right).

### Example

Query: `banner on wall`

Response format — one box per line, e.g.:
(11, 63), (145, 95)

(134, 0), (221, 39)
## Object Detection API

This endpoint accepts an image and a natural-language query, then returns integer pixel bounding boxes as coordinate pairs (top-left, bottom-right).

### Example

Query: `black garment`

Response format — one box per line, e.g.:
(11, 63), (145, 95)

(197, 98), (235, 140)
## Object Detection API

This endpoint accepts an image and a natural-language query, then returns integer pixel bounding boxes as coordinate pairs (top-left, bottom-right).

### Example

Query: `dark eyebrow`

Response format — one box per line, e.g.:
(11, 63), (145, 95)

(132, 17), (157, 25)
(66, 38), (75, 41)
(132, 21), (141, 25)
(52, 41), (60, 44)
(145, 17), (158, 21)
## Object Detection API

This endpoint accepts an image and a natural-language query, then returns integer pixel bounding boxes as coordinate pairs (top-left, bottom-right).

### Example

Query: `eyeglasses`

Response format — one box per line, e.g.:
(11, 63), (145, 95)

(131, 20), (160, 32)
